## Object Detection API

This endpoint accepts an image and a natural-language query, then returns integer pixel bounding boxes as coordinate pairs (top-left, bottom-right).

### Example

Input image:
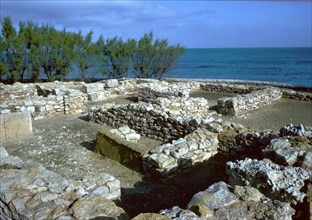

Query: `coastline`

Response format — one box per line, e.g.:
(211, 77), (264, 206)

(165, 77), (312, 91)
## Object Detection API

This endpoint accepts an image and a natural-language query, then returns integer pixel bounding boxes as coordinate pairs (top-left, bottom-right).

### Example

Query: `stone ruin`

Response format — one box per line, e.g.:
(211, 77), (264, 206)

(0, 147), (127, 220)
(1, 78), (312, 219)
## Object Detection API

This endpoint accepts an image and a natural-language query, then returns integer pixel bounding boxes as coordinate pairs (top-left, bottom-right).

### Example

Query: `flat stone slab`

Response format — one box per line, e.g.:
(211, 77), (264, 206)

(95, 128), (155, 172)
(0, 111), (33, 143)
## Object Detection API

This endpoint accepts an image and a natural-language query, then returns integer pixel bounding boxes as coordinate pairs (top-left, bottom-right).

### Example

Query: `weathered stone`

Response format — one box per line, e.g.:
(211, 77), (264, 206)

(0, 147), (122, 220)
(104, 79), (119, 88)
(301, 151), (312, 179)
(0, 111), (33, 143)
(133, 213), (170, 220)
(217, 87), (282, 116)
(82, 83), (104, 93)
(0, 146), (9, 158)
(233, 185), (264, 202)
(159, 206), (205, 220)
(187, 181), (238, 217)
(214, 199), (295, 220)
(263, 138), (305, 165)
(0, 156), (23, 169)
(70, 195), (129, 220)
(227, 158), (310, 203)
(143, 128), (218, 178)
(95, 129), (154, 172)
(279, 123), (312, 139)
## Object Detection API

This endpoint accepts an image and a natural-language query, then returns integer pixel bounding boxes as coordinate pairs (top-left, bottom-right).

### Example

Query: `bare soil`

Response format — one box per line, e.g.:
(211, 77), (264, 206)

(2, 92), (312, 217)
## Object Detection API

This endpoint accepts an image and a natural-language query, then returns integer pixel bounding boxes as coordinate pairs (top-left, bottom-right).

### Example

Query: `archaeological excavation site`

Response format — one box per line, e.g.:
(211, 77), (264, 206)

(1, 78), (312, 219)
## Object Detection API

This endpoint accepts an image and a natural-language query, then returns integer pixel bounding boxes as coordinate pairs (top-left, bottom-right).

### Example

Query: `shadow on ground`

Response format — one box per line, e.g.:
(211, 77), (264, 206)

(80, 140), (96, 151)
(117, 153), (230, 217)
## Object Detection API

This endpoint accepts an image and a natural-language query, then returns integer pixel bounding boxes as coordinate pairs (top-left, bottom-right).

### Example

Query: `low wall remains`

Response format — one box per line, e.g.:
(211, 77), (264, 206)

(89, 96), (209, 142)
(282, 89), (312, 101)
(0, 147), (125, 220)
(138, 81), (201, 102)
(217, 87), (282, 116)
(200, 82), (254, 94)
(143, 128), (219, 178)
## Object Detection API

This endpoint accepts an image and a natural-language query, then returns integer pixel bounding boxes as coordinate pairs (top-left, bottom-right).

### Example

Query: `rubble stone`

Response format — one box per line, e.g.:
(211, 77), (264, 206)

(227, 158), (309, 203)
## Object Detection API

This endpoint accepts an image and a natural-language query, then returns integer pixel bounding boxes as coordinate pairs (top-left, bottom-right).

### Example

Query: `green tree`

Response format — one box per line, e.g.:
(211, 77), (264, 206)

(132, 32), (185, 79)
(13, 21), (30, 80)
(27, 23), (42, 82)
(74, 31), (97, 80)
(53, 29), (77, 80)
(40, 24), (57, 81)
(100, 37), (135, 78)
(0, 35), (9, 80)
(1, 17), (17, 81)
(40, 26), (76, 81)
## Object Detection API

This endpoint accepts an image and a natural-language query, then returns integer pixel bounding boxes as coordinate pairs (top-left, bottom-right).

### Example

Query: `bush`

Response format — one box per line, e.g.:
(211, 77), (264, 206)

(132, 32), (185, 79)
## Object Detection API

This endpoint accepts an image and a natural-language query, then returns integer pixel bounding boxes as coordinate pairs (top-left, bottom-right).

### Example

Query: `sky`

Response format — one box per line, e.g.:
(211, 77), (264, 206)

(0, 0), (311, 48)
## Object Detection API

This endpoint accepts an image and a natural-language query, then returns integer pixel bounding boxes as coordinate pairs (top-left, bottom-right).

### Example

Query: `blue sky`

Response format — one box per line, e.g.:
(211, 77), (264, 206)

(1, 0), (311, 48)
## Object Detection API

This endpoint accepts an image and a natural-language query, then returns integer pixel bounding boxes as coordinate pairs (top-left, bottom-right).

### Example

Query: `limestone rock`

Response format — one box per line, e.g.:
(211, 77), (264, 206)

(82, 83), (104, 93)
(247, 199), (295, 220)
(0, 156), (23, 169)
(233, 186), (264, 202)
(263, 138), (305, 165)
(0, 146), (9, 158)
(279, 123), (312, 139)
(70, 195), (129, 220)
(214, 199), (295, 220)
(104, 79), (119, 88)
(227, 158), (309, 203)
(301, 151), (312, 179)
(187, 181), (238, 217)
(159, 206), (206, 220)
(0, 111), (33, 143)
(0, 147), (123, 220)
(132, 213), (170, 220)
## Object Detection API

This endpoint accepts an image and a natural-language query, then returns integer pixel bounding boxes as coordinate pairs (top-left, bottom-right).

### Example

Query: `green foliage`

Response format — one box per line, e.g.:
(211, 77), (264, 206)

(39, 26), (77, 81)
(1, 17), (18, 80)
(99, 37), (135, 78)
(74, 31), (98, 80)
(132, 32), (185, 79)
(0, 17), (185, 82)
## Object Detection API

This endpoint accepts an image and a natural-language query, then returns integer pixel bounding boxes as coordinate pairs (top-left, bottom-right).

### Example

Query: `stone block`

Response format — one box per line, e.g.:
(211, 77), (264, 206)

(95, 129), (154, 172)
(187, 181), (238, 218)
(103, 79), (119, 88)
(82, 83), (104, 93)
(0, 111), (33, 143)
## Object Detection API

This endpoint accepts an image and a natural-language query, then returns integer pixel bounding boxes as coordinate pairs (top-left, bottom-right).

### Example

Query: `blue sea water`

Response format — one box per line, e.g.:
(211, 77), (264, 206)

(169, 47), (312, 87)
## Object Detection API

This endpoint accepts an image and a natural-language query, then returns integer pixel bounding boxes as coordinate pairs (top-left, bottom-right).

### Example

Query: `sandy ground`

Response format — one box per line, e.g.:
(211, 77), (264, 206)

(190, 91), (312, 132)
(2, 92), (312, 217)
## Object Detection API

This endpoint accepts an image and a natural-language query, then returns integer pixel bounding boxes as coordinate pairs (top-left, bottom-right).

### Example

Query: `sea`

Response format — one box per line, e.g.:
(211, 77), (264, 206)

(168, 47), (312, 87)
(73, 47), (312, 87)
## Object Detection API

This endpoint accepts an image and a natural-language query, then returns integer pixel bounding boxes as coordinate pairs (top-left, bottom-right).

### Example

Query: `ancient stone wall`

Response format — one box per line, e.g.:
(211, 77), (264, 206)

(0, 147), (126, 220)
(89, 100), (208, 142)
(143, 128), (219, 178)
(138, 81), (200, 102)
(0, 83), (38, 100)
(1, 83), (87, 119)
(200, 82), (255, 94)
(217, 87), (282, 116)
(282, 89), (312, 101)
